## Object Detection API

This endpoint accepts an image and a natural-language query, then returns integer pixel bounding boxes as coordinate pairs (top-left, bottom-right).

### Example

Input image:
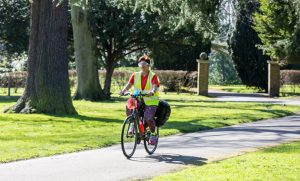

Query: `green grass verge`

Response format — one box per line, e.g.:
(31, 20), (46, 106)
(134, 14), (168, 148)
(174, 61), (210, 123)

(153, 141), (300, 181)
(0, 87), (24, 96)
(0, 93), (299, 163)
(210, 85), (300, 97)
(209, 85), (264, 94)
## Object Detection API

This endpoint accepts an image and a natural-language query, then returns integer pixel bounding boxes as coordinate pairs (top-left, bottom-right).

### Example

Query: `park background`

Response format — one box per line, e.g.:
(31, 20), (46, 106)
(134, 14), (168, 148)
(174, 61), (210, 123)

(0, 0), (300, 180)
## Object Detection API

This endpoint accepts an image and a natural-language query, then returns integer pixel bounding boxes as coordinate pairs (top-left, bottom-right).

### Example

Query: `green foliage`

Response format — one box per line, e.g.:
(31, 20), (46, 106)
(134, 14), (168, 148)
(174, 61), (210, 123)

(0, 0), (30, 55)
(125, 0), (222, 38)
(149, 24), (211, 70)
(0, 53), (27, 73)
(229, 1), (269, 91)
(209, 51), (241, 85)
(90, 0), (160, 65)
(253, 0), (300, 63)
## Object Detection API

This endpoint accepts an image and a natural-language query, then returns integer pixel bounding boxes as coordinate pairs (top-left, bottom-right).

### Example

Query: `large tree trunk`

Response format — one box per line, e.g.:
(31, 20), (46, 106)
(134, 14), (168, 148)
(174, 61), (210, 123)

(103, 56), (115, 98)
(8, 0), (76, 114)
(71, 2), (106, 101)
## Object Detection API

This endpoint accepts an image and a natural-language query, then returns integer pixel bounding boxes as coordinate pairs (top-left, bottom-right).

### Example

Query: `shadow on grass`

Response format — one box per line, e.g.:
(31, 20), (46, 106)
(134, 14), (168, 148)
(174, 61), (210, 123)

(0, 96), (20, 103)
(47, 114), (123, 124)
(164, 119), (232, 133)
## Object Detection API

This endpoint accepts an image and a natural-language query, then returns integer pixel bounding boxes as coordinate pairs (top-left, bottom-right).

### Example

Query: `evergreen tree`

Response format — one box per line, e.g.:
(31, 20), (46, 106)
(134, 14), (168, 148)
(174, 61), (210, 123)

(253, 0), (300, 64)
(0, 0), (30, 55)
(229, 1), (269, 91)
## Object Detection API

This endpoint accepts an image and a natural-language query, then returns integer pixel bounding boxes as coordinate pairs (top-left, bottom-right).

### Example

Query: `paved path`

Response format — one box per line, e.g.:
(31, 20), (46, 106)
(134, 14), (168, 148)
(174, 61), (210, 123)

(1, 91), (300, 181)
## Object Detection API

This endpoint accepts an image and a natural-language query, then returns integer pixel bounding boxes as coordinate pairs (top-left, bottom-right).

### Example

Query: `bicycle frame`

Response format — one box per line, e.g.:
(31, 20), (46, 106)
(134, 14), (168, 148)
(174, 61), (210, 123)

(127, 95), (145, 137)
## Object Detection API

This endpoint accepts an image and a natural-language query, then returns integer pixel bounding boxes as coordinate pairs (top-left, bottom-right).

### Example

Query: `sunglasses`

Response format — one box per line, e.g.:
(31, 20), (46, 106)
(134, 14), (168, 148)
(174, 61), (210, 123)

(138, 61), (149, 67)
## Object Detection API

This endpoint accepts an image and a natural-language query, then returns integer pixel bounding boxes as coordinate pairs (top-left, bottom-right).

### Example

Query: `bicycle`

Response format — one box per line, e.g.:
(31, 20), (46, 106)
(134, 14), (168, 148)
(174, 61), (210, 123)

(120, 92), (159, 159)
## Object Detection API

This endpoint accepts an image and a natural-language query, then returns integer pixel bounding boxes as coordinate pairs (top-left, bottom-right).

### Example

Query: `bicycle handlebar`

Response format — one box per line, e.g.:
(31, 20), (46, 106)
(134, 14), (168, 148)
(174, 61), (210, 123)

(121, 92), (147, 97)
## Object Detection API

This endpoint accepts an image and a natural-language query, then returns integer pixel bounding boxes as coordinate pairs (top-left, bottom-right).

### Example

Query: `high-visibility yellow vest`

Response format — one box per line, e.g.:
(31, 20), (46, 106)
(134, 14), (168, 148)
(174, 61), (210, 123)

(133, 71), (159, 106)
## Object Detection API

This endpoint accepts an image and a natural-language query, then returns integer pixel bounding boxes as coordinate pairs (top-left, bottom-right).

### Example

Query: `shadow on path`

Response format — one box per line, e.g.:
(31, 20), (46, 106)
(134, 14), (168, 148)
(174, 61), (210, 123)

(131, 153), (207, 166)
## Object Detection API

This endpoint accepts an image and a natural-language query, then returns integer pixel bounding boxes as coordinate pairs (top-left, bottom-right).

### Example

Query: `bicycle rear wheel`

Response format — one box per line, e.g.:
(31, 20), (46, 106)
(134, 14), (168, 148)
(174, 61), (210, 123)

(144, 126), (159, 155)
(121, 116), (137, 158)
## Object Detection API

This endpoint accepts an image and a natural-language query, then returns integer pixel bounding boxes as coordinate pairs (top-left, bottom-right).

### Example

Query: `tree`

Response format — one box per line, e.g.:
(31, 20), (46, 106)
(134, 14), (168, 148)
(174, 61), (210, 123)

(149, 24), (211, 71)
(131, 0), (221, 36)
(209, 50), (241, 85)
(229, 1), (269, 91)
(0, 0), (30, 55)
(8, 0), (76, 114)
(90, 0), (161, 98)
(89, 0), (223, 97)
(253, 0), (300, 64)
(71, 0), (106, 100)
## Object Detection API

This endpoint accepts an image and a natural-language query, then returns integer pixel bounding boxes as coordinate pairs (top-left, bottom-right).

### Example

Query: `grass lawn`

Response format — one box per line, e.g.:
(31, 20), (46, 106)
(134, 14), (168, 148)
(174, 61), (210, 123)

(0, 92), (299, 163)
(153, 141), (300, 181)
(210, 84), (300, 97)
(0, 87), (24, 97)
(210, 85), (263, 93)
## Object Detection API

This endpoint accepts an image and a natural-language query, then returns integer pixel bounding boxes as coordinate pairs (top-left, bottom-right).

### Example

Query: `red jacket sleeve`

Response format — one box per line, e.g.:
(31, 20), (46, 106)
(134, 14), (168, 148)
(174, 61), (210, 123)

(151, 75), (160, 87)
(128, 73), (134, 84)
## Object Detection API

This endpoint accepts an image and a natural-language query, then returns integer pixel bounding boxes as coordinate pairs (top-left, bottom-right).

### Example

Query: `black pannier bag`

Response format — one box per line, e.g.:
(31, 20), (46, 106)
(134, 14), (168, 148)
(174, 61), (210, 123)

(155, 100), (171, 127)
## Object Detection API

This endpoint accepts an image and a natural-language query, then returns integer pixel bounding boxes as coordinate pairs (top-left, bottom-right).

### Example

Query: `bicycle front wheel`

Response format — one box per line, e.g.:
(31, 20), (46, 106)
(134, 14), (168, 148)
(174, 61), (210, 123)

(144, 126), (159, 155)
(121, 116), (137, 159)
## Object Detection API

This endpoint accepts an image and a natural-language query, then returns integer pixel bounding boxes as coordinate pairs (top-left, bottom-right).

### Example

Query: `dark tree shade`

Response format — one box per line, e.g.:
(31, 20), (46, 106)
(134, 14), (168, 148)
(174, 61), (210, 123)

(0, 0), (30, 55)
(229, 1), (269, 91)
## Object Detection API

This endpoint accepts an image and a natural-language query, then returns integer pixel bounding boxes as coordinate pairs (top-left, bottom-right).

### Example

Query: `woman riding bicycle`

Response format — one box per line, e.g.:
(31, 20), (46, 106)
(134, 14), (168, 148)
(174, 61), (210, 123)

(119, 55), (159, 145)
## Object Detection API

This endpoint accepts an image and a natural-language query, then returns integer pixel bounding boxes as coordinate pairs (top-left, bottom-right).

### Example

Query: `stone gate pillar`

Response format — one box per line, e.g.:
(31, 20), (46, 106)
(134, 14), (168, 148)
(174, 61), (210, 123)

(197, 52), (209, 96)
(268, 61), (280, 97)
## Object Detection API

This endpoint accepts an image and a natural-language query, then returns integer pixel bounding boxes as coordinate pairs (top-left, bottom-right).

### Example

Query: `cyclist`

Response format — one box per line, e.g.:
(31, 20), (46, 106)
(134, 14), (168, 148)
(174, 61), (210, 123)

(119, 55), (160, 145)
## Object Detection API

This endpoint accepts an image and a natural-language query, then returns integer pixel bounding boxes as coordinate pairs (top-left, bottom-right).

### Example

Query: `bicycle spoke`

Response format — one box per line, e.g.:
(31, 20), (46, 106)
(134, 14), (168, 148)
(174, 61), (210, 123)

(121, 117), (137, 158)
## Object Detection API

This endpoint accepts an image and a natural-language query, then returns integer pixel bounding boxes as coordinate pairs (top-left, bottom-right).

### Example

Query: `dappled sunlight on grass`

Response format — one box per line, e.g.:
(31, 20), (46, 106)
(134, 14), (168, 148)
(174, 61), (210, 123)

(153, 141), (300, 181)
(0, 93), (299, 163)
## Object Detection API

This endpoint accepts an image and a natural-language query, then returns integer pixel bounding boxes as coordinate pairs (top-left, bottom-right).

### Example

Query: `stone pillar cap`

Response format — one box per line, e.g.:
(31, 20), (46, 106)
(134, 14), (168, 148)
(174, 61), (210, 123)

(267, 60), (278, 64)
(197, 59), (209, 63)
(200, 52), (208, 60)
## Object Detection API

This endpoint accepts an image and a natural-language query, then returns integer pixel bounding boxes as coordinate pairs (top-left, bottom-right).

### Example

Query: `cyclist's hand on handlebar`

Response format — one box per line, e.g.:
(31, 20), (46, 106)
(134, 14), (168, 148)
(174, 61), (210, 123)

(147, 91), (154, 96)
(119, 90), (125, 96)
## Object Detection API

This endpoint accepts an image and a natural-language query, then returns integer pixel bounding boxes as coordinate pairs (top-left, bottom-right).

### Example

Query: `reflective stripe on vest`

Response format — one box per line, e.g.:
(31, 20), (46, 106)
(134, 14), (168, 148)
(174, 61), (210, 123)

(133, 71), (159, 106)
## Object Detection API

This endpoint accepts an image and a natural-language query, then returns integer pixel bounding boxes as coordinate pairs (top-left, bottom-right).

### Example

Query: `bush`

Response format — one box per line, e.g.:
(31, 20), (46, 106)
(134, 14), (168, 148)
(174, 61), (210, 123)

(280, 70), (300, 96)
(0, 70), (198, 93)
(0, 71), (27, 93)
(154, 70), (188, 92)
(281, 70), (300, 85)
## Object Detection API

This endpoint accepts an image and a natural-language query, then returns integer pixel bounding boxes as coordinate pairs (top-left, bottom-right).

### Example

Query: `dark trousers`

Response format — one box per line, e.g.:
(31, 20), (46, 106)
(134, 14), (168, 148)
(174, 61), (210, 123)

(126, 104), (157, 132)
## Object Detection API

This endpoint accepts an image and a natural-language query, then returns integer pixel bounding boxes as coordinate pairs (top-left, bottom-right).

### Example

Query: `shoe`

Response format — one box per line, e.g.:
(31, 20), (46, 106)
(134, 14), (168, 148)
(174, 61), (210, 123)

(128, 123), (135, 136)
(149, 135), (157, 145)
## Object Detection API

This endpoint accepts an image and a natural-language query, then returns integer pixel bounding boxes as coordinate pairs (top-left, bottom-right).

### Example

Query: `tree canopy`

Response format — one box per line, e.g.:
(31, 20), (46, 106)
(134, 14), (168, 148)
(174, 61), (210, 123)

(253, 0), (300, 64)
(0, 0), (30, 55)
(229, 0), (269, 90)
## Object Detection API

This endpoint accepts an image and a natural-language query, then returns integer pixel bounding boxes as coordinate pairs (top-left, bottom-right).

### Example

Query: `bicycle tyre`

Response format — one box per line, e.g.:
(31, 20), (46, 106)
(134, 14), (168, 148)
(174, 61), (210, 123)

(121, 116), (137, 158)
(144, 126), (159, 155)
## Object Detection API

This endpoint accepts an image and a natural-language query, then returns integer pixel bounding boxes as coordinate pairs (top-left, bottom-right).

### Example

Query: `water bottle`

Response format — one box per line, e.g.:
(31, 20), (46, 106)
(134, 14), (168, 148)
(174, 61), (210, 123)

(139, 120), (144, 134)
